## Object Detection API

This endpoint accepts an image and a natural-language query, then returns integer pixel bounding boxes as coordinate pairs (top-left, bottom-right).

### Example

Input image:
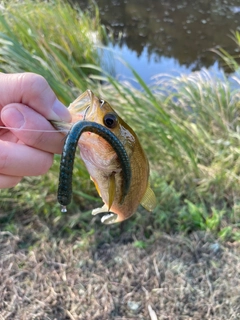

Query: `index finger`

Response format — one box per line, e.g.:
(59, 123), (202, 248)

(0, 73), (71, 122)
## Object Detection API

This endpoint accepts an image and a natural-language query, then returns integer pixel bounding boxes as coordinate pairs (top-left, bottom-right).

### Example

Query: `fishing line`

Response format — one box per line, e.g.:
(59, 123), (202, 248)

(0, 125), (68, 132)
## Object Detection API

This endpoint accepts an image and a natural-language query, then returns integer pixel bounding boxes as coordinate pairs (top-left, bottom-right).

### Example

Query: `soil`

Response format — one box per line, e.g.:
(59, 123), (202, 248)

(1, 215), (240, 320)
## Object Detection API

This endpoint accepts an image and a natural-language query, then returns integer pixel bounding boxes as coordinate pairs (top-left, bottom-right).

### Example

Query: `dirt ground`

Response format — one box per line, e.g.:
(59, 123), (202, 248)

(1, 216), (240, 320)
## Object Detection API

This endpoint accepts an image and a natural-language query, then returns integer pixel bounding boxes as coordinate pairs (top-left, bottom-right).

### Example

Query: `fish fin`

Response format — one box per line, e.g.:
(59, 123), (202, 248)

(91, 176), (102, 197)
(141, 183), (157, 212)
(101, 213), (118, 224)
(92, 205), (118, 224)
(108, 173), (116, 211)
(92, 204), (108, 216)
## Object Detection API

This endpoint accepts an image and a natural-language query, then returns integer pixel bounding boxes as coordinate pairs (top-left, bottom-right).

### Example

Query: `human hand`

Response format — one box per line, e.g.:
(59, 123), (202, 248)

(0, 72), (71, 188)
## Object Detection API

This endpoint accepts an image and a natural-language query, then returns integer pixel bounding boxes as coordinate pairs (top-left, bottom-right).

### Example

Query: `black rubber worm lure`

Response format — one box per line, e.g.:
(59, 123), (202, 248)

(58, 120), (131, 212)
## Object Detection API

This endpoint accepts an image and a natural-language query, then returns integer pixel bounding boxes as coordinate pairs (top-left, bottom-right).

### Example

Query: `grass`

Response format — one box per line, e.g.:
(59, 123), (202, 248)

(213, 30), (240, 73)
(0, 0), (106, 103)
(2, 230), (240, 319)
(0, 0), (240, 241)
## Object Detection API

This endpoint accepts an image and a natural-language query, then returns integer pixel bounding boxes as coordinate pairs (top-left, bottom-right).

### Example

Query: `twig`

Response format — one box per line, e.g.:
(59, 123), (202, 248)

(65, 310), (77, 320)
(148, 304), (158, 320)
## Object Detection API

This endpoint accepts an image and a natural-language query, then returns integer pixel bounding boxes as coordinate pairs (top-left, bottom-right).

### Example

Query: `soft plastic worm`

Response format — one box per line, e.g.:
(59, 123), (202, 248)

(58, 120), (131, 210)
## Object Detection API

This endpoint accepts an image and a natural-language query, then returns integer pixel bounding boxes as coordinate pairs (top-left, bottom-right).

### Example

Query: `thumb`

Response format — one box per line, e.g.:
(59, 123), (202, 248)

(1, 103), (66, 154)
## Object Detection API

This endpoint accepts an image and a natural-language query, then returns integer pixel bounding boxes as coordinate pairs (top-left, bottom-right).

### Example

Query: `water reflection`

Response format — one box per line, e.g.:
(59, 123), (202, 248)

(73, 0), (240, 79)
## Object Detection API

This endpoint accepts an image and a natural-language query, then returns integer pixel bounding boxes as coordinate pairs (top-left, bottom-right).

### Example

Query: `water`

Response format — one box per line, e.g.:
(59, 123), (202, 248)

(74, 0), (240, 83)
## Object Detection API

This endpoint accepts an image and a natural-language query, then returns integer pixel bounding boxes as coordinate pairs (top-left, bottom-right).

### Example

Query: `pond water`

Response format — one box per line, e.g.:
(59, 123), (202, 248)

(74, 0), (240, 83)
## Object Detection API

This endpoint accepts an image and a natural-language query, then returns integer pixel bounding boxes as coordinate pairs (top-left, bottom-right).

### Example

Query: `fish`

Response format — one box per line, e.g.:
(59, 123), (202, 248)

(57, 120), (131, 213)
(53, 90), (156, 224)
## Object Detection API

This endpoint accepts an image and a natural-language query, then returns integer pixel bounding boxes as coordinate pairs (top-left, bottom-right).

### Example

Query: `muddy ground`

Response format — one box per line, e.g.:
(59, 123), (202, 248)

(1, 214), (240, 320)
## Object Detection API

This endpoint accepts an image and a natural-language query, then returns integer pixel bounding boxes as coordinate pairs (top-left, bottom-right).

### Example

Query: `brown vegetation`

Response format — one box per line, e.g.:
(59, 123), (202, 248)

(1, 216), (240, 320)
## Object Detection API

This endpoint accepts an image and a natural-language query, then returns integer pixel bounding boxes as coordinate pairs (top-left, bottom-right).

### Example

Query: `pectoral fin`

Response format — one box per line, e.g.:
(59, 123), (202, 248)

(91, 176), (102, 197)
(141, 183), (157, 211)
(92, 204), (108, 216)
(92, 205), (118, 224)
(101, 213), (118, 224)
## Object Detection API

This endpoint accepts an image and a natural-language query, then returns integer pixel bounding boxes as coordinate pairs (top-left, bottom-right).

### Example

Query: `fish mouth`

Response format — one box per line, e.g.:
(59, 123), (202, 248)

(57, 120), (131, 210)
(51, 90), (99, 132)
(68, 89), (101, 123)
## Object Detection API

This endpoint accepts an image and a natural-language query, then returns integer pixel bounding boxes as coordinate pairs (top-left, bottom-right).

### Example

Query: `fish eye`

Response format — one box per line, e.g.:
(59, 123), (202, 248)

(103, 113), (118, 129)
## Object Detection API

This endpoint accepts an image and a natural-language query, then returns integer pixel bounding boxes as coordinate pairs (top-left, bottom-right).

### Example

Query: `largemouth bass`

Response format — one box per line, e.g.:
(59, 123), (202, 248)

(54, 90), (156, 224)
(57, 120), (131, 213)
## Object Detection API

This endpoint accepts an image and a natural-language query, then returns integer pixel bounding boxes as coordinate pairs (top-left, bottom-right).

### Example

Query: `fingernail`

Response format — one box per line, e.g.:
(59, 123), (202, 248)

(1, 107), (25, 128)
(49, 99), (71, 122)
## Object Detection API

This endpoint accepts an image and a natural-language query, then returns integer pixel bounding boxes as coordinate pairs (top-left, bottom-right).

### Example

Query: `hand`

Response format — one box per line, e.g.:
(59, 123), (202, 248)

(0, 72), (71, 189)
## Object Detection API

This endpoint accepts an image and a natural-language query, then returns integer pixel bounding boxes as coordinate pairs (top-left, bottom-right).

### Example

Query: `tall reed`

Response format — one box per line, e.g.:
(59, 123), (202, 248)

(0, 0), (105, 103)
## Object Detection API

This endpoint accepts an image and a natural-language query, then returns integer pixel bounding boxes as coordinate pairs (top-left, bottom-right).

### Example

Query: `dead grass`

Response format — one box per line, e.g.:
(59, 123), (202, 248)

(1, 215), (240, 320)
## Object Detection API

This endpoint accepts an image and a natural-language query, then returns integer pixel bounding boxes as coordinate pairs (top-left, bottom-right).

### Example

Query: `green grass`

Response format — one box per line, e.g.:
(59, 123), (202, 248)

(1, 0), (240, 241)
(213, 30), (240, 73)
(0, 0), (106, 103)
